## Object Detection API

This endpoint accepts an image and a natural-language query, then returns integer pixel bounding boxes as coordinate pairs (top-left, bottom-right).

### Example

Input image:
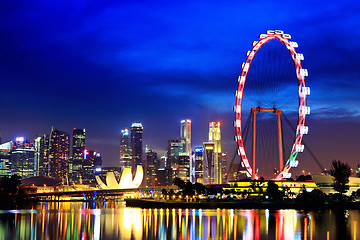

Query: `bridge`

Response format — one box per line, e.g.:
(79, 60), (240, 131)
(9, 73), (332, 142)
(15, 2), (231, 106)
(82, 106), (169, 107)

(27, 186), (178, 201)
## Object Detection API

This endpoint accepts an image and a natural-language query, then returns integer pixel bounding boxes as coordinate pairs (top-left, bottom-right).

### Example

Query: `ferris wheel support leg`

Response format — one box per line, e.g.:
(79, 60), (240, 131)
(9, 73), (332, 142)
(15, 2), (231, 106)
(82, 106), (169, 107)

(252, 110), (256, 180)
(277, 111), (283, 172)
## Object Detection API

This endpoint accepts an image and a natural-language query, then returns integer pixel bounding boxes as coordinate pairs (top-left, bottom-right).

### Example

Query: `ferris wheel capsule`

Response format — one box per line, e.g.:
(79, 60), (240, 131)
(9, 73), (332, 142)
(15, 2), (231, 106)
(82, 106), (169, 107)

(259, 34), (267, 39)
(290, 160), (299, 168)
(295, 145), (305, 152)
(290, 41), (298, 48)
(299, 126), (309, 135)
(299, 87), (310, 96)
(295, 53), (304, 61)
(282, 173), (292, 178)
(299, 69), (308, 77)
(282, 34), (291, 39)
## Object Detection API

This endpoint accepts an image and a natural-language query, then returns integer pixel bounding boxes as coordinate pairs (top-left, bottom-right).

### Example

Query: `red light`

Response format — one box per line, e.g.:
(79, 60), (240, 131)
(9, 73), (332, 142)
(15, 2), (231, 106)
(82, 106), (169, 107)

(93, 152), (97, 156)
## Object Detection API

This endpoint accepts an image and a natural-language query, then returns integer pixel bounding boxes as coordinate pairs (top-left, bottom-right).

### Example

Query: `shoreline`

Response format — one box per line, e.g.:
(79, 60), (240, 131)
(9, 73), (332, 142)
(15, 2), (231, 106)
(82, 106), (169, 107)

(125, 198), (360, 210)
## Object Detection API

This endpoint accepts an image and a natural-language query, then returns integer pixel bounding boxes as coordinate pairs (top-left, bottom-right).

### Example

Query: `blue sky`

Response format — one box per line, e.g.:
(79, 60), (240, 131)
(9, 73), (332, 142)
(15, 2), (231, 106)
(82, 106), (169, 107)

(1, 0), (360, 176)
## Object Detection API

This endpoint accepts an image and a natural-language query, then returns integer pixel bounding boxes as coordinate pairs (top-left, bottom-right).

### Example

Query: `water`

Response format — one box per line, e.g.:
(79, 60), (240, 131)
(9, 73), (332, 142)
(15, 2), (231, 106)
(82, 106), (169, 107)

(0, 201), (359, 240)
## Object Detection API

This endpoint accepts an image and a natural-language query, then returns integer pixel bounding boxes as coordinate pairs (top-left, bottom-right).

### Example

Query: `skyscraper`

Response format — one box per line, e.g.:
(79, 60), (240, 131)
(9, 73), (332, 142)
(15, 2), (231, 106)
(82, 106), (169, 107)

(11, 137), (36, 178)
(221, 152), (228, 183)
(39, 134), (50, 176)
(193, 147), (204, 184)
(72, 128), (85, 182)
(120, 127), (132, 170)
(203, 142), (215, 184)
(49, 128), (70, 181)
(178, 152), (190, 181)
(180, 119), (191, 155)
(82, 150), (102, 184)
(209, 122), (221, 183)
(131, 122), (143, 170)
(167, 139), (184, 168)
(34, 137), (41, 176)
(145, 148), (158, 187)
(0, 141), (12, 177)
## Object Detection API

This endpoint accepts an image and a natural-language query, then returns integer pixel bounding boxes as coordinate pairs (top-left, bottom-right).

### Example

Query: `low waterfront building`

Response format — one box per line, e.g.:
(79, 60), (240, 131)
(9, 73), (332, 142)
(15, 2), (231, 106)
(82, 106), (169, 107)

(224, 180), (317, 198)
(311, 174), (360, 195)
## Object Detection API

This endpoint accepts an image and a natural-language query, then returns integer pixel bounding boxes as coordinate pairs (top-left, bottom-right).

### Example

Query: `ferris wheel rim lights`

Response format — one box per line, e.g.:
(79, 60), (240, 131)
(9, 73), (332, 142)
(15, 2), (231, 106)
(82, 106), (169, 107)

(234, 30), (310, 180)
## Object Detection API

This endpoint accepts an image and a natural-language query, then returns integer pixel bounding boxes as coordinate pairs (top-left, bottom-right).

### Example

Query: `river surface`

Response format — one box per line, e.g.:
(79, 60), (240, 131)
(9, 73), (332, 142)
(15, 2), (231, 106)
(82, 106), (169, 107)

(0, 201), (359, 240)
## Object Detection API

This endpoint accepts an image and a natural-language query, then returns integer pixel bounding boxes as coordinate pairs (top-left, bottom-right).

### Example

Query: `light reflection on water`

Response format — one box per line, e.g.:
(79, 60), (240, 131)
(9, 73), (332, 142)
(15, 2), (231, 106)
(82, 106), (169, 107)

(0, 201), (359, 239)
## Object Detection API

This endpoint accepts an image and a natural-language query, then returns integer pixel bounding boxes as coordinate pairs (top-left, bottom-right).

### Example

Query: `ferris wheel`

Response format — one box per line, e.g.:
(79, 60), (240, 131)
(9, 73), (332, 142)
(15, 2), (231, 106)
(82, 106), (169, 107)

(234, 30), (310, 180)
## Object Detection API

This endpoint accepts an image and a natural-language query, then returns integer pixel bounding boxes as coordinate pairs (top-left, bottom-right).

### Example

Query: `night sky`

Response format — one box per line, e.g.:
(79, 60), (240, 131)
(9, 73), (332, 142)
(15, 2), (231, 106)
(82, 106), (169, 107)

(1, 1), (359, 176)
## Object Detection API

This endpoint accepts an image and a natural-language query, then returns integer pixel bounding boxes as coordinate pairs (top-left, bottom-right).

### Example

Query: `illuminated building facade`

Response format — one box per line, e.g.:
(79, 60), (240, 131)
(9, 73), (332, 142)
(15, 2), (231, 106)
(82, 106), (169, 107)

(167, 139), (183, 168)
(34, 137), (41, 176)
(0, 141), (12, 177)
(49, 128), (70, 181)
(120, 127), (132, 170)
(39, 135), (50, 176)
(209, 122), (221, 183)
(203, 142), (215, 184)
(221, 152), (227, 183)
(159, 155), (167, 168)
(157, 168), (173, 186)
(11, 137), (36, 178)
(145, 148), (158, 187)
(71, 128), (85, 182)
(193, 147), (204, 184)
(180, 119), (191, 155)
(177, 152), (190, 181)
(131, 122), (143, 170)
(82, 150), (102, 184)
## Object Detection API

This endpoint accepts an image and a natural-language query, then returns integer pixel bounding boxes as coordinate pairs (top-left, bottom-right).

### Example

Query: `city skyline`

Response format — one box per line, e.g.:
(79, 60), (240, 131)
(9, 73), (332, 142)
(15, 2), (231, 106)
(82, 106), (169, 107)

(1, 1), (360, 175)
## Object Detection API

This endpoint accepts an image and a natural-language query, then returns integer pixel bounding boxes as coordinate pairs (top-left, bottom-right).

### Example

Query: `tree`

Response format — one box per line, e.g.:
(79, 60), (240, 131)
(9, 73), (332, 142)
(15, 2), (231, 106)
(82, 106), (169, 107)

(183, 181), (195, 196)
(329, 160), (352, 194)
(193, 182), (206, 195)
(266, 181), (284, 201)
(173, 177), (185, 190)
(0, 175), (21, 195)
(0, 175), (27, 208)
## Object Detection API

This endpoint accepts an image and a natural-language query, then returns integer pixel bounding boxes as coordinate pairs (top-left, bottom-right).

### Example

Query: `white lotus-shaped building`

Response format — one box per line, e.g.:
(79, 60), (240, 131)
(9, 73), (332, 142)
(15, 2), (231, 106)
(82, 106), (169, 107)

(95, 166), (143, 189)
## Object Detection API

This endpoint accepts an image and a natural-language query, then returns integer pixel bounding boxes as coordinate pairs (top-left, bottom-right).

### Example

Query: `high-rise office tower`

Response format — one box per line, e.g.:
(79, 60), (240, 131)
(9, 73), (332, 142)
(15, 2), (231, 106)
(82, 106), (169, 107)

(120, 127), (132, 170)
(167, 139), (184, 168)
(193, 147), (204, 184)
(0, 141), (12, 177)
(39, 135), (50, 176)
(209, 122), (221, 184)
(11, 137), (36, 178)
(72, 128), (85, 182)
(158, 155), (167, 169)
(203, 142), (215, 184)
(82, 150), (102, 184)
(180, 119), (191, 155)
(131, 122), (143, 170)
(146, 148), (158, 187)
(178, 152), (190, 181)
(49, 128), (70, 181)
(34, 137), (41, 176)
(221, 152), (227, 183)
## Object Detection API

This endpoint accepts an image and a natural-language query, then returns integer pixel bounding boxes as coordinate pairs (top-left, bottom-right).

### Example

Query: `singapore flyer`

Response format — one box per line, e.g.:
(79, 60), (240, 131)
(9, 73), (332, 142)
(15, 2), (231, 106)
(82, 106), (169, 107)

(234, 30), (310, 180)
